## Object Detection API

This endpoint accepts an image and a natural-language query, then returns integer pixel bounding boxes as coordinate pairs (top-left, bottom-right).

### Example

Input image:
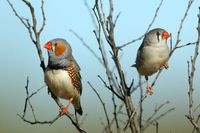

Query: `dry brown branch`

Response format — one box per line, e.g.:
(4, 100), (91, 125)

(186, 7), (200, 133)
(118, 0), (164, 49)
(93, 0), (141, 132)
(88, 81), (112, 133)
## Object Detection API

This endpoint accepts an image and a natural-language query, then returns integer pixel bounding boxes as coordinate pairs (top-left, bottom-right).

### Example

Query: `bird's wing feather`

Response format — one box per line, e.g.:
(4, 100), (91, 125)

(135, 42), (145, 67)
(66, 56), (82, 95)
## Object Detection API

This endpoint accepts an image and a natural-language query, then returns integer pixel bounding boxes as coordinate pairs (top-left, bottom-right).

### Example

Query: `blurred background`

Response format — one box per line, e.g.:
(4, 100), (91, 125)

(0, 0), (199, 133)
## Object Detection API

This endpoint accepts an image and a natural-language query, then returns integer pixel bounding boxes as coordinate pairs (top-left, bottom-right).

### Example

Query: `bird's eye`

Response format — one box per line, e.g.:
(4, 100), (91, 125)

(156, 32), (160, 41)
(55, 43), (58, 46)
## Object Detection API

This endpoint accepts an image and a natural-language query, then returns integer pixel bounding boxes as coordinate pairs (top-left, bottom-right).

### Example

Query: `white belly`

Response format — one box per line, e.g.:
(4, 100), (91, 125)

(44, 69), (78, 100)
(138, 45), (169, 75)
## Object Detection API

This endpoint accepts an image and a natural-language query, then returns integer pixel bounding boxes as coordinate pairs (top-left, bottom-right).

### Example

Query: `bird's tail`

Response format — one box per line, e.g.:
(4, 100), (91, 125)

(73, 99), (83, 115)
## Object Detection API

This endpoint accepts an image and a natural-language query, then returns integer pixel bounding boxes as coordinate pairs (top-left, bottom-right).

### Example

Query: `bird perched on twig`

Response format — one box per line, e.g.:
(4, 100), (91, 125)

(44, 38), (83, 115)
(132, 28), (170, 95)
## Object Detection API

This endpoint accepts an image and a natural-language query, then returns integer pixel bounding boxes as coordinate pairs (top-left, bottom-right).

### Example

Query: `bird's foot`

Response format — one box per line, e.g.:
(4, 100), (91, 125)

(163, 63), (169, 69)
(59, 98), (73, 116)
(147, 86), (153, 95)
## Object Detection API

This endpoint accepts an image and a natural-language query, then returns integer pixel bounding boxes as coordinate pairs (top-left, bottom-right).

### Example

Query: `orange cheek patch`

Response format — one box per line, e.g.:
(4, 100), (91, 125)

(55, 44), (66, 56)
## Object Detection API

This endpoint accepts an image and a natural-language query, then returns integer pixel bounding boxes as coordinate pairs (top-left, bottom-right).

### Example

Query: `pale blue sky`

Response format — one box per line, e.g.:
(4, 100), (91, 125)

(0, 0), (199, 133)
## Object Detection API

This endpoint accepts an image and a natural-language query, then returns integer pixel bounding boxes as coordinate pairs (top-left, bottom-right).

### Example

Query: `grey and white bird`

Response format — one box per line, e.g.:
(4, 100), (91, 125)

(44, 38), (83, 115)
(132, 28), (170, 95)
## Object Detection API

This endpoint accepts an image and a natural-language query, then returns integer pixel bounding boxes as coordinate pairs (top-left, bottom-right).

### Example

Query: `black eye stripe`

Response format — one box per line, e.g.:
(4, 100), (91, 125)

(55, 43), (58, 46)
(156, 32), (160, 41)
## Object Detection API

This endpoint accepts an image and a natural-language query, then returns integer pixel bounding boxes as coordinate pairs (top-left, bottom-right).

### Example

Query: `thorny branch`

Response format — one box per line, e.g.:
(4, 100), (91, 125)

(186, 7), (200, 133)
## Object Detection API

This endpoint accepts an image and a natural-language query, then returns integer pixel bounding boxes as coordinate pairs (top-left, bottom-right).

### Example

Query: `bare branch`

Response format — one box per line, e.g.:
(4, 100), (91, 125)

(101, 103), (124, 133)
(38, 0), (46, 35)
(98, 75), (123, 100)
(123, 109), (137, 132)
(6, 0), (36, 44)
(93, 0), (141, 132)
(186, 7), (200, 133)
(143, 101), (170, 126)
(18, 114), (60, 125)
(155, 121), (159, 133)
(176, 42), (196, 49)
(194, 104), (200, 112)
(112, 93), (120, 133)
(170, 0), (195, 57)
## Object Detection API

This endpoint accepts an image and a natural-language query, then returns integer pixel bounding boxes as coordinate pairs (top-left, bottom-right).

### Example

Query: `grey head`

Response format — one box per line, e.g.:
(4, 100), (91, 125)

(44, 38), (72, 69)
(132, 28), (170, 68)
(142, 28), (170, 47)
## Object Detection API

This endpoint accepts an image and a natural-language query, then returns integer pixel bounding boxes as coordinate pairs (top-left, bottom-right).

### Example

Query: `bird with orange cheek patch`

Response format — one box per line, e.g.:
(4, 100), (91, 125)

(132, 28), (170, 95)
(44, 38), (83, 115)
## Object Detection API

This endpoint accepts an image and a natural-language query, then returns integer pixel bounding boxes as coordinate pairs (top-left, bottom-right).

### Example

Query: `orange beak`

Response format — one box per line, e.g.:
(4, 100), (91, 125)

(162, 31), (170, 39)
(44, 41), (52, 50)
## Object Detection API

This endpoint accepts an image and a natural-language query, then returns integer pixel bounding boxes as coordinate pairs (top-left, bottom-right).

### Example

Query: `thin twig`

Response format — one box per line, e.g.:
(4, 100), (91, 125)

(186, 6), (200, 133)
(70, 29), (103, 65)
(194, 104), (200, 112)
(18, 114), (60, 125)
(112, 93), (120, 133)
(38, 0), (46, 35)
(94, 0), (140, 132)
(98, 75), (123, 100)
(142, 101), (173, 131)
(118, 0), (164, 49)
(142, 107), (175, 131)
(123, 110), (137, 131)
(139, 75), (143, 129)
(155, 121), (159, 133)
(101, 103), (124, 133)
(88, 81), (112, 133)
(176, 42), (196, 49)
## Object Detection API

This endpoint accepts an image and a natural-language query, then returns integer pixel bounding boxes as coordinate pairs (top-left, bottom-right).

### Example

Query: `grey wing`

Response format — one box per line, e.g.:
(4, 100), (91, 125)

(135, 42), (145, 68)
